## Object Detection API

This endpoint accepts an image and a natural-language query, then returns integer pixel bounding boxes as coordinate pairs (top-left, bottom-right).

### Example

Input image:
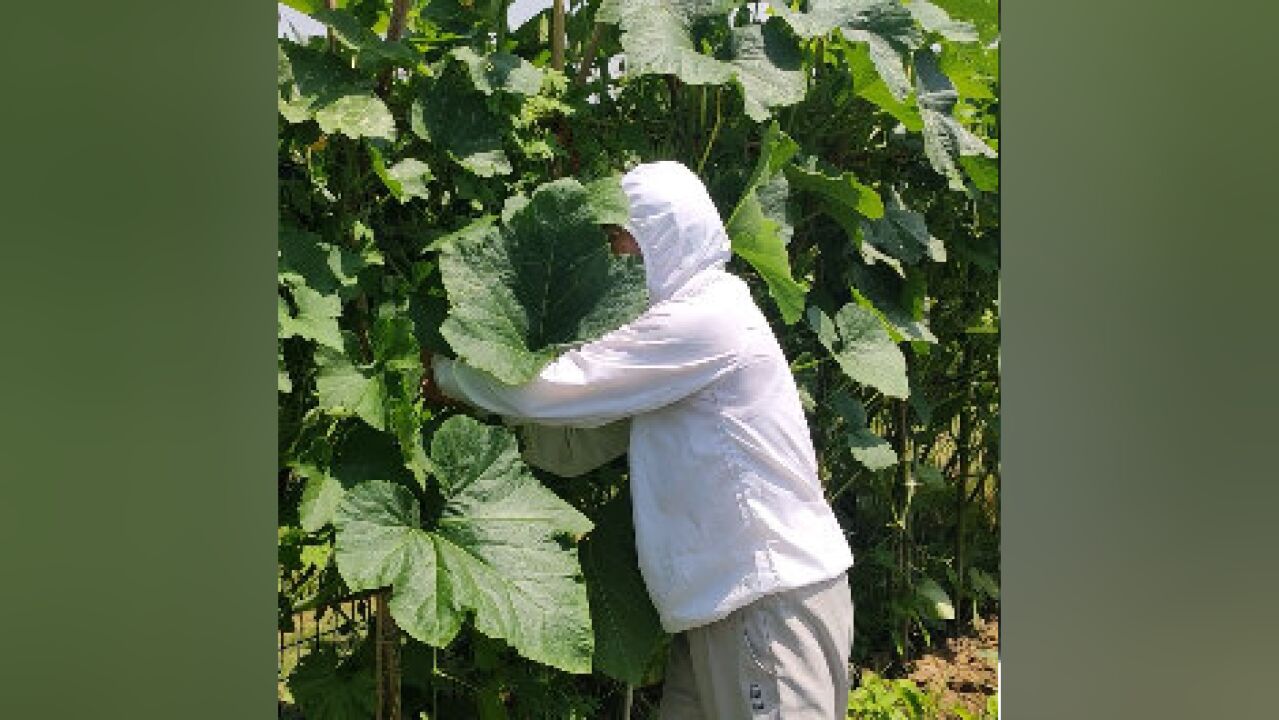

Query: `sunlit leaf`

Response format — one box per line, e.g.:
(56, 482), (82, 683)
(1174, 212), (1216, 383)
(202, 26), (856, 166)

(808, 303), (910, 398)
(333, 416), (595, 673)
(726, 122), (808, 323)
(411, 73), (512, 177)
(913, 48), (997, 191)
(436, 178), (649, 384)
(772, 0), (922, 100)
(727, 19), (806, 122)
(278, 41), (396, 140)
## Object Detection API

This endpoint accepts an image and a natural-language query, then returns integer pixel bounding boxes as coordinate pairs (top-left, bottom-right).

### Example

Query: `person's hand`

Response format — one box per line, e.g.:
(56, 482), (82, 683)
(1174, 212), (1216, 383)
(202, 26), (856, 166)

(603, 224), (641, 257)
(418, 349), (453, 405)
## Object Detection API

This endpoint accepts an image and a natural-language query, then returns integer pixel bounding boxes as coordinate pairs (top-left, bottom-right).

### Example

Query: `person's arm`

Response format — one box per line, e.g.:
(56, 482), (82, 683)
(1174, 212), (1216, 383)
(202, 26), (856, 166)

(514, 419), (631, 477)
(431, 301), (739, 428)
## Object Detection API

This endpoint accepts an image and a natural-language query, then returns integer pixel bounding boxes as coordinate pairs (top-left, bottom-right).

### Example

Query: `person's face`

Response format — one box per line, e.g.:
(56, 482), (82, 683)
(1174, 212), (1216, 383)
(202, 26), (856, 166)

(604, 225), (642, 257)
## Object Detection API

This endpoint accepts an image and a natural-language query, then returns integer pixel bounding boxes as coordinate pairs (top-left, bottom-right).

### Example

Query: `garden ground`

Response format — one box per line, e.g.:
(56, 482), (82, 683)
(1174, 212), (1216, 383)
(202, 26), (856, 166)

(901, 616), (1000, 717)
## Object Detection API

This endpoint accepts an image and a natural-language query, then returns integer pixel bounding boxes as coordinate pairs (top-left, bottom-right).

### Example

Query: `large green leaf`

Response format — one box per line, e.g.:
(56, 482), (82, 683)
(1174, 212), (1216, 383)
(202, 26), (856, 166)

(419, 0), (505, 32)
(373, 153), (435, 203)
(808, 303), (909, 398)
(844, 40), (922, 130)
(939, 42), (997, 100)
(278, 41), (396, 140)
(599, 0), (742, 23)
(451, 47), (545, 97)
(299, 419), (421, 533)
(913, 48), (997, 191)
(726, 122), (808, 324)
(312, 8), (420, 69)
(960, 154), (999, 192)
(915, 577), (955, 620)
(904, 0), (978, 41)
(279, 284), (343, 351)
(599, 0), (736, 86)
(772, 0), (922, 100)
(727, 19), (806, 122)
(312, 93), (396, 140)
(848, 262), (937, 343)
(582, 174), (633, 226)
(926, 0), (999, 43)
(370, 304), (422, 374)
(410, 74), (512, 177)
(332, 419), (417, 490)
(579, 493), (666, 684)
(368, 303), (433, 483)
(297, 463), (344, 533)
(969, 567), (1000, 600)
(728, 187), (807, 322)
(278, 226), (365, 300)
(436, 177), (649, 385)
(278, 227), (360, 350)
(287, 644), (376, 720)
(832, 393), (898, 470)
(315, 348), (388, 431)
(333, 416), (596, 673)
(859, 188), (945, 265)
(785, 161), (885, 226)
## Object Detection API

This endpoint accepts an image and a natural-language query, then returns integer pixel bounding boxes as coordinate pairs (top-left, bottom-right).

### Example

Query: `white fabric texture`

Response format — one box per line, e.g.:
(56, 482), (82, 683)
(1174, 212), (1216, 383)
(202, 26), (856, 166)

(433, 160), (854, 633)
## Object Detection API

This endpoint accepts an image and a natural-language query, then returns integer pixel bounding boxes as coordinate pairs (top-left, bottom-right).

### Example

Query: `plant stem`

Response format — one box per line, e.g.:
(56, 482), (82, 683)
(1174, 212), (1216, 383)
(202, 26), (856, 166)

(826, 469), (861, 505)
(696, 88), (722, 176)
(496, 0), (510, 48)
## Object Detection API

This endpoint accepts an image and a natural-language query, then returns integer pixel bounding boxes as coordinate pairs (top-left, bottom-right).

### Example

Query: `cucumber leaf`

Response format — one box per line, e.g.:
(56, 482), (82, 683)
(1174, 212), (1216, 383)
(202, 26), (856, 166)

(333, 416), (596, 673)
(436, 178), (648, 385)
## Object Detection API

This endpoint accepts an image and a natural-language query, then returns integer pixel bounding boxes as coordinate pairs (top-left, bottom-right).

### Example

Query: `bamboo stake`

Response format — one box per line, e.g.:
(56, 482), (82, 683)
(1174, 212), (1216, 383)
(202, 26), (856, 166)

(897, 396), (913, 659)
(378, 0), (412, 96)
(622, 683), (634, 719)
(376, 589), (402, 720)
(386, 0), (410, 42)
(325, 0), (337, 52)
(551, 0), (566, 70)
(574, 22), (606, 85)
(956, 336), (973, 627)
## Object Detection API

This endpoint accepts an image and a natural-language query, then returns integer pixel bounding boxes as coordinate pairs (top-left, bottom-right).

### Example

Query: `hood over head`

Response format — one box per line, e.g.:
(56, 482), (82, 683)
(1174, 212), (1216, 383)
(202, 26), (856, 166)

(620, 161), (732, 304)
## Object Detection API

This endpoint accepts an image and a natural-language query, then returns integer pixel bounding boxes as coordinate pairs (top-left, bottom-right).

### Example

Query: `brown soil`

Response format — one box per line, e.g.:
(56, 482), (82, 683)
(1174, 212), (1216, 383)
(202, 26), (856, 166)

(905, 616), (1000, 716)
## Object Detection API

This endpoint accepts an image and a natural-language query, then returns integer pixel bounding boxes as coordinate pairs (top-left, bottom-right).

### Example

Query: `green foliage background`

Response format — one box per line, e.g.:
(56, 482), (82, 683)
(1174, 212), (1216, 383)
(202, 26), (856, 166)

(277, 1), (999, 716)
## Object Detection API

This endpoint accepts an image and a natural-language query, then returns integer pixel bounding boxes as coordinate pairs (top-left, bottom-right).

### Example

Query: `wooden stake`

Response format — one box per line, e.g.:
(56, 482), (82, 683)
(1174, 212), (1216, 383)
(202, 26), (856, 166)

(376, 589), (401, 720)
(551, 0), (566, 70)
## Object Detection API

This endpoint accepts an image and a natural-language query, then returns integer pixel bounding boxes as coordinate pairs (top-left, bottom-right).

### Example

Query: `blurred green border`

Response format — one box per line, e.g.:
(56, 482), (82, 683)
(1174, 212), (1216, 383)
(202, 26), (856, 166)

(0, 3), (275, 718)
(1003, 1), (1279, 718)
(2, 2), (1277, 719)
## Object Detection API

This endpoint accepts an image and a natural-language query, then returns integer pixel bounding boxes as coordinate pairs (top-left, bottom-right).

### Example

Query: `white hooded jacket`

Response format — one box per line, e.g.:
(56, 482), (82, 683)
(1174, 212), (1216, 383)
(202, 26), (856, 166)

(433, 161), (854, 633)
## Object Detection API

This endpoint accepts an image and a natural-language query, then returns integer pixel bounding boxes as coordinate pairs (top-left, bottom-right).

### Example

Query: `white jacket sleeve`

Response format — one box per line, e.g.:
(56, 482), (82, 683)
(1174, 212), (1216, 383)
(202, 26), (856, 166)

(432, 301), (739, 427)
(515, 420), (631, 477)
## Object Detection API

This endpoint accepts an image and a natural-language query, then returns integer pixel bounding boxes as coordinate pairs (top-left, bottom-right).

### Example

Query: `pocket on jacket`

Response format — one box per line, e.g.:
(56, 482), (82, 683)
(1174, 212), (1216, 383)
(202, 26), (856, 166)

(739, 603), (781, 677)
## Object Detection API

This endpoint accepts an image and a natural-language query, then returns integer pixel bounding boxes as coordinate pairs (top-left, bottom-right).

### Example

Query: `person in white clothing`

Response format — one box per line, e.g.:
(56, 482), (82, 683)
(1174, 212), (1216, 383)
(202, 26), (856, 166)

(421, 160), (855, 719)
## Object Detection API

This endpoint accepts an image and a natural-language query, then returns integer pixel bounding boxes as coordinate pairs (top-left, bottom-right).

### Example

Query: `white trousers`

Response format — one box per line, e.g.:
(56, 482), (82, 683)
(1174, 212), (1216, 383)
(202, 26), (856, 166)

(658, 572), (855, 719)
